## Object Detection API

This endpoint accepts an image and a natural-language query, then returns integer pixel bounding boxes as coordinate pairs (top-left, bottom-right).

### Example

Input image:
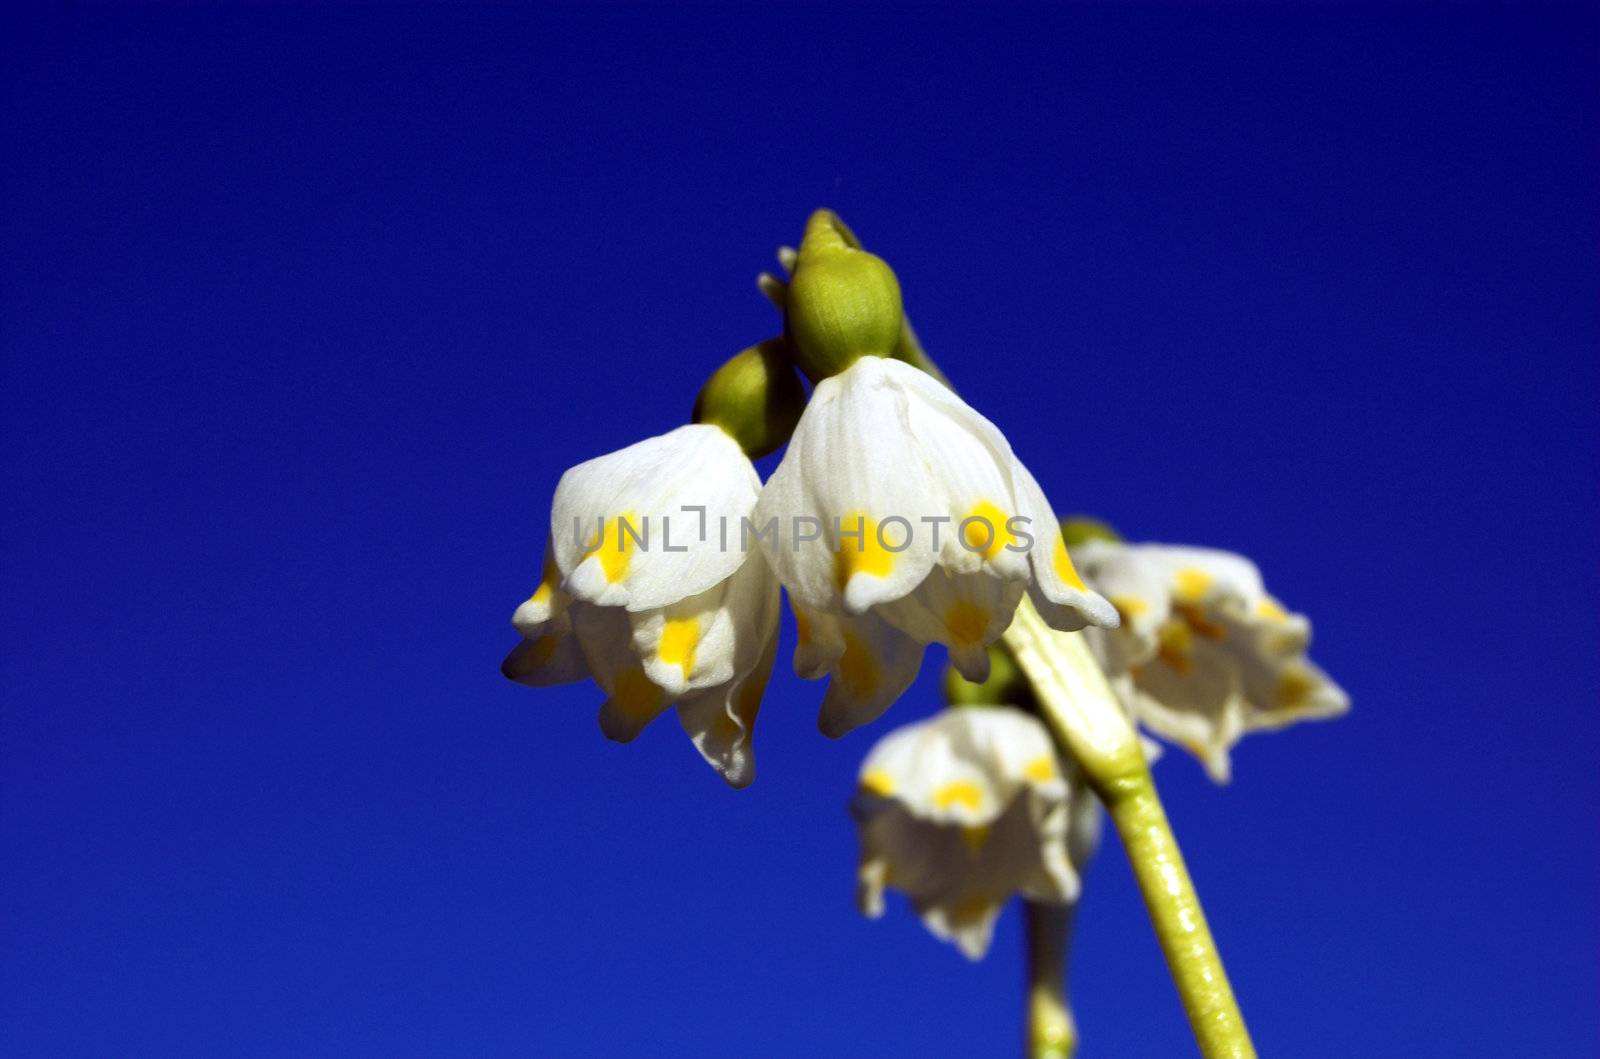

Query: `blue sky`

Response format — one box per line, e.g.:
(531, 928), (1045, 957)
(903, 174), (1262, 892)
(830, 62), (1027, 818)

(3, 5), (1596, 1056)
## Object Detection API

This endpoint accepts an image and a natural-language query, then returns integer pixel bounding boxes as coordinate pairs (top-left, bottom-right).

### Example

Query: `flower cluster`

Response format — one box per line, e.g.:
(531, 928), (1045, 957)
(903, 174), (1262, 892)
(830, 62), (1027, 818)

(503, 353), (1119, 786)
(851, 706), (1096, 959)
(1072, 539), (1349, 782)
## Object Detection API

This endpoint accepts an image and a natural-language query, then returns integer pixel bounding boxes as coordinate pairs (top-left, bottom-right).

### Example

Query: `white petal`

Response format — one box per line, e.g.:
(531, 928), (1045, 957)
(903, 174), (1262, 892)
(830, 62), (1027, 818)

(1238, 654), (1350, 732)
(551, 424), (759, 612)
(917, 896), (1005, 962)
(814, 610), (926, 738)
(510, 544), (571, 638)
(875, 568), (1026, 682)
(627, 547), (777, 698)
(1010, 462), (1119, 631)
(674, 561), (783, 788)
(1072, 538), (1170, 663)
(893, 363), (1031, 583)
(1129, 637), (1246, 783)
(856, 707), (1064, 828)
(754, 357), (942, 615)
(1134, 544), (1265, 613)
(572, 605), (674, 742)
(791, 600), (845, 681)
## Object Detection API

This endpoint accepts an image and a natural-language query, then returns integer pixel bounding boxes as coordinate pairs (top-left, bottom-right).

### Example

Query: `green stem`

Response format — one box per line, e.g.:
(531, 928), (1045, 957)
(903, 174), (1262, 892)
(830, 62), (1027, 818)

(1004, 599), (1256, 1059)
(779, 211), (1253, 1054)
(1025, 900), (1077, 1059)
(1101, 764), (1253, 1058)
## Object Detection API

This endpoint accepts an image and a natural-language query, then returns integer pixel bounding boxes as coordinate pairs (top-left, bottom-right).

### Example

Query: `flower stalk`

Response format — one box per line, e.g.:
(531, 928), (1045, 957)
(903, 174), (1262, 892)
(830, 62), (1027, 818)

(1004, 597), (1256, 1059)
(1025, 900), (1077, 1059)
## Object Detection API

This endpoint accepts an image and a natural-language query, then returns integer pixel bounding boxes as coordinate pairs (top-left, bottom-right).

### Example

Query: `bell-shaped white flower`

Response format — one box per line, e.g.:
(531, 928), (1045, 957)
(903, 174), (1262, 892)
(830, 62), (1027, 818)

(851, 706), (1081, 960)
(502, 424), (781, 787)
(755, 355), (1118, 736)
(1073, 539), (1349, 783)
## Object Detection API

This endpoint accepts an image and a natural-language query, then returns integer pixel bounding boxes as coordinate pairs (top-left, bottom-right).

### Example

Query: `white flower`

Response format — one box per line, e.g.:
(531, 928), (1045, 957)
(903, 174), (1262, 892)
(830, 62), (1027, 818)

(502, 424), (781, 788)
(851, 706), (1082, 960)
(754, 355), (1117, 736)
(1073, 540), (1349, 783)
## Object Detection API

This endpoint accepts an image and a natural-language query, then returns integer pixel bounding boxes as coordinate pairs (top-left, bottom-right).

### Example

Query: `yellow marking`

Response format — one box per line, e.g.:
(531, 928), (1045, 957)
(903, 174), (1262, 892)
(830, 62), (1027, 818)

(838, 631), (879, 699)
(860, 768), (895, 797)
(611, 666), (663, 720)
(1023, 756), (1056, 782)
(1173, 567), (1213, 602)
(1276, 666), (1316, 708)
(1109, 594), (1148, 623)
(531, 549), (560, 605)
(959, 825), (991, 855)
(960, 500), (1011, 558)
(833, 512), (896, 592)
(657, 616), (700, 674)
(1052, 535), (1088, 590)
(1175, 602), (1227, 641)
(944, 600), (989, 646)
(1156, 619), (1195, 674)
(584, 511), (641, 583)
(933, 780), (984, 813)
(1256, 597), (1288, 622)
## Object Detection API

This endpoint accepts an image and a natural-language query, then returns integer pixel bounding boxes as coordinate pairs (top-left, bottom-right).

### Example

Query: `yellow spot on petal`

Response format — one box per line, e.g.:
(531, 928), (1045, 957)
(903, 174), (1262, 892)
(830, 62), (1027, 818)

(1024, 756), (1056, 782)
(584, 511), (641, 584)
(959, 824), (991, 855)
(1052, 535), (1088, 591)
(611, 666), (663, 721)
(1156, 619), (1196, 674)
(960, 500), (1011, 559)
(933, 780), (984, 813)
(532, 549), (560, 605)
(838, 631), (879, 699)
(833, 512), (896, 592)
(1173, 567), (1213, 602)
(1256, 597), (1288, 622)
(1109, 594), (1148, 623)
(1276, 666), (1316, 708)
(944, 600), (989, 647)
(1175, 602), (1227, 641)
(657, 616), (700, 675)
(860, 768), (895, 797)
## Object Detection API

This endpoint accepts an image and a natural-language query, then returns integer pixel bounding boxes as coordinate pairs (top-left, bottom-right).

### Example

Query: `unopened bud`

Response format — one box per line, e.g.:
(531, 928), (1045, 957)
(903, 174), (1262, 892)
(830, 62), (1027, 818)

(944, 645), (1031, 708)
(1060, 517), (1123, 548)
(785, 209), (903, 382)
(692, 338), (807, 459)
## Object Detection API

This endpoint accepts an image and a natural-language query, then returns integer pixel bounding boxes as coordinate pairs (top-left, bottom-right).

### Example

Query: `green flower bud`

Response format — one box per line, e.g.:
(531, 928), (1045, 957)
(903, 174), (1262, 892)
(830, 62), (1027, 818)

(785, 209), (903, 382)
(943, 644), (1032, 708)
(692, 338), (808, 459)
(1060, 516), (1123, 548)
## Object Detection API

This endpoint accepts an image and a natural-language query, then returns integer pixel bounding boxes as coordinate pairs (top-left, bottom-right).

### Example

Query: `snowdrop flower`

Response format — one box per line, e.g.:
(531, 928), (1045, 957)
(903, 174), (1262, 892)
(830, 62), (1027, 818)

(502, 423), (781, 788)
(1073, 538), (1349, 783)
(754, 354), (1118, 737)
(851, 706), (1081, 960)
